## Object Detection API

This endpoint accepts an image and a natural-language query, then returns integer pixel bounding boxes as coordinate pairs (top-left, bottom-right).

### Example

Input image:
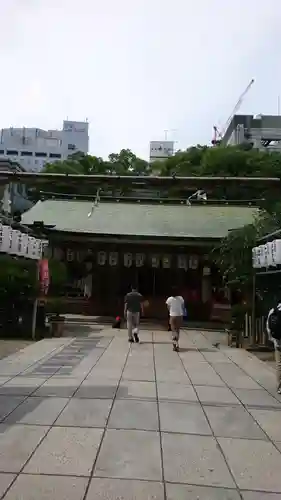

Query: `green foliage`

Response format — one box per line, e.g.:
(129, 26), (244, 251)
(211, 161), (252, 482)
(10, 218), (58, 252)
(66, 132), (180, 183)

(0, 255), (37, 298)
(215, 209), (280, 289)
(43, 149), (151, 176)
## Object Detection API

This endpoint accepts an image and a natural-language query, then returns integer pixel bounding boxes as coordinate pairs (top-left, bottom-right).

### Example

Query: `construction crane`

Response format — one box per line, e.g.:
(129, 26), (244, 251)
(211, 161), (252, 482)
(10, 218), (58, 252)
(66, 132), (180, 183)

(212, 78), (255, 145)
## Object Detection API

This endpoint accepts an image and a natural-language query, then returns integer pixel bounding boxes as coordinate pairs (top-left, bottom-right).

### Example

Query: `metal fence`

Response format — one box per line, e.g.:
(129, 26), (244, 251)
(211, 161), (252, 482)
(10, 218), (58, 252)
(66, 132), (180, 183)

(244, 312), (271, 347)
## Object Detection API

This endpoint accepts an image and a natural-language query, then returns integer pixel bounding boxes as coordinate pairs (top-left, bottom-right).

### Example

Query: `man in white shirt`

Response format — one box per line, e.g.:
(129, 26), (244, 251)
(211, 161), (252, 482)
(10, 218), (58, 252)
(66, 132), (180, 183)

(266, 302), (281, 394)
(166, 287), (185, 352)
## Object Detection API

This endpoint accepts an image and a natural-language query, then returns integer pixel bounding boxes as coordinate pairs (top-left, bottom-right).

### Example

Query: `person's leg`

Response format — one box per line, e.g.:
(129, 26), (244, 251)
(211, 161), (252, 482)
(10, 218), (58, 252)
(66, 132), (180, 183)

(133, 312), (140, 342)
(275, 344), (281, 393)
(127, 311), (133, 342)
(170, 317), (179, 351)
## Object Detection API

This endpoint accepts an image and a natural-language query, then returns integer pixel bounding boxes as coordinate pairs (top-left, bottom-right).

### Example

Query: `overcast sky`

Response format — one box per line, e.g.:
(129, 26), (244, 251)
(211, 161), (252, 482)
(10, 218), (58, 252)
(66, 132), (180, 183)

(1, 0), (281, 159)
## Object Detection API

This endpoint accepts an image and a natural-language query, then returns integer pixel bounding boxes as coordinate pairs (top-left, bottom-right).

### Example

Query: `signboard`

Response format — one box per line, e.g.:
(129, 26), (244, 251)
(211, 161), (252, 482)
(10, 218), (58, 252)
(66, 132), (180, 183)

(149, 141), (174, 161)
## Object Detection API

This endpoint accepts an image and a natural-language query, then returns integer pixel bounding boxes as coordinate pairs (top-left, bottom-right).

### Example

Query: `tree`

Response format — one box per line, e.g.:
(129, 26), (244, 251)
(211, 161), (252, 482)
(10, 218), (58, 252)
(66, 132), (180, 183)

(43, 149), (151, 176)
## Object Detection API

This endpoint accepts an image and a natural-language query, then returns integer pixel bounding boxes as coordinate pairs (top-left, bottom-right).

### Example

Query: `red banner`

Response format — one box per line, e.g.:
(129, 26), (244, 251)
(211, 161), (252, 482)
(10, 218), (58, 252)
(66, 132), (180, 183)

(39, 259), (49, 294)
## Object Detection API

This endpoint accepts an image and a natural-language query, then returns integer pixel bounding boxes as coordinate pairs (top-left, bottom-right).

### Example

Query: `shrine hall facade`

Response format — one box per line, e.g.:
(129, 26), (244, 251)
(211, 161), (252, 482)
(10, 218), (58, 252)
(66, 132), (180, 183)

(22, 198), (257, 322)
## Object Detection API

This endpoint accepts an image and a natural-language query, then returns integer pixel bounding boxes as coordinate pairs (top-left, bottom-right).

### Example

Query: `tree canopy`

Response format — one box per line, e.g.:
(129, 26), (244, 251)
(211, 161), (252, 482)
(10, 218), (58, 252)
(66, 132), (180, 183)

(43, 149), (151, 176)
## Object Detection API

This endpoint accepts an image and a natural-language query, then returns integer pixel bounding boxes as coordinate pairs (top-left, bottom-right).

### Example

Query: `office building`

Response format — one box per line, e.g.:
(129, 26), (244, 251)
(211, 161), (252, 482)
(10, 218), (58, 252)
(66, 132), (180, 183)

(0, 120), (89, 172)
(222, 114), (281, 152)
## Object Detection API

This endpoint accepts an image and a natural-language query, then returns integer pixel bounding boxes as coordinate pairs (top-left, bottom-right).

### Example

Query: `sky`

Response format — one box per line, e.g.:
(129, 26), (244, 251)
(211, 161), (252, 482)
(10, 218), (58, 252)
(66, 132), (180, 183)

(1, 0), (281, 160)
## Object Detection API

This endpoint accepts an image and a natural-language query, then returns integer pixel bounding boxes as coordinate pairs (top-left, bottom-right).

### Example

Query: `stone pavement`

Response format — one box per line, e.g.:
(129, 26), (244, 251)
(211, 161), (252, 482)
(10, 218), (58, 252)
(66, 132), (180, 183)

(0, 327), (281, 499)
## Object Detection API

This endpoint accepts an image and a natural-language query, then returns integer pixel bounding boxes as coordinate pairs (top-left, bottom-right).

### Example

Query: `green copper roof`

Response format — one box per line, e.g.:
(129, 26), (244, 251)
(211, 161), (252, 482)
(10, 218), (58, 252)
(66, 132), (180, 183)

(22, 200), (258, 239)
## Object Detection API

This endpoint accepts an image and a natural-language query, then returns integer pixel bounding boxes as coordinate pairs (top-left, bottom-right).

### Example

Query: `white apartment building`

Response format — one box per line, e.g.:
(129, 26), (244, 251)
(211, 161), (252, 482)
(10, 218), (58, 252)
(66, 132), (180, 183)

(0, 120), (89, 172)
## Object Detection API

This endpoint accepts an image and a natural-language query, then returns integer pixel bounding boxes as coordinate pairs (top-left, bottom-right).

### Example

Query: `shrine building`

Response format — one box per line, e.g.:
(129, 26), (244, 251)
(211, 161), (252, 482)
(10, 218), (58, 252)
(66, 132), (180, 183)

(22, 196), (257, 322)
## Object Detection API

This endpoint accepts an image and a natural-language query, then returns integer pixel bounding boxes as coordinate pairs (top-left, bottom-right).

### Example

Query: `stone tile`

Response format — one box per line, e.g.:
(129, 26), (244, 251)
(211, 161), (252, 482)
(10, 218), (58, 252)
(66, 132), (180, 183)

(4, 397), (68, 425)
(241, 493), (281, 500)
(0, 378), (11, 386)
(166, 483), (240, 499)
(0, 424), (49, 472)
(185, 368), (226, 386)
(218, 437), (281, 492)
(155, 368), (189, 384)
(248, 408), (281, 441)
(34, 378), (80, 398)
(204, 405), (267, 439)
(222, 375), (262, 390)
(24, 426), (103, 476)
(56, 398), (112, 427)
(117, 381), (156, 400)
(122, 367), (155, 382)
(233, 389), (281, 408)
(0, 396), (25, 420)
(0, 377), (47, 394)
(275, 442), (281, 452)
(0, 473), (16, 498)
(108, 400), (158, 431)
(159, 402), (211, 435)
(157, 382), (197, 402)
(94, 429), (162, 481)
(76, 380), (118, 399)
(162, 433), (235, 487)
(87, 478), (164, 499)
(195, 386), (241, 405)
(3, 474), (88, 500)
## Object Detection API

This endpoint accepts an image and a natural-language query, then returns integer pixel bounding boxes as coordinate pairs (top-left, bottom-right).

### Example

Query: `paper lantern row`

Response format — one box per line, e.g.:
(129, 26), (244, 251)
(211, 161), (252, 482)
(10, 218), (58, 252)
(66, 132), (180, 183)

(96, 252), (200, 269)
(0, 225), (48, 260)
(252, 239), (281, 268)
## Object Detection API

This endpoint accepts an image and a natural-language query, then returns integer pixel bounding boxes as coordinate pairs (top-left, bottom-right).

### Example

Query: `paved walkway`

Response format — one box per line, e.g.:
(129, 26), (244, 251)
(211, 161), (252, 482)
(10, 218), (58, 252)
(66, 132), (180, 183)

(0, 327), (280, 499)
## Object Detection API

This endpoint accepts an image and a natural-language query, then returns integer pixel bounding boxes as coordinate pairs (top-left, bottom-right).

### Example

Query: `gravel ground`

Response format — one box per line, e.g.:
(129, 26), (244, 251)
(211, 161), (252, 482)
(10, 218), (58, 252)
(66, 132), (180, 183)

(0, 340), (33, 360)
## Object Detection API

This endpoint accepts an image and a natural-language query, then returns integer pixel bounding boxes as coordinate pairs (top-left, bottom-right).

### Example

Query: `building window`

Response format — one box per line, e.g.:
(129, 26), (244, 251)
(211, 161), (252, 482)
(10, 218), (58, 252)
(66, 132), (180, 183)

(35, 152), (47, 157)
(68, 144), (76, 150)
(21, 151), (33, 156)
(6, 150), (18, 155)
(0, 150), (4, 154)
(49, 153), (62, 158)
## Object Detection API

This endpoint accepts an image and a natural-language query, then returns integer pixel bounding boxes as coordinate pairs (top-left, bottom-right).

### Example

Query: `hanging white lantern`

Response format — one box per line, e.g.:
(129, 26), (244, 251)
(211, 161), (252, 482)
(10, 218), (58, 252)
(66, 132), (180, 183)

(162, 255), (171, 268)
(178, 254), (187, 270)
(10, 230), (21, 255)
(259, 245), (265, 268)
(136, 253), (145, 267)
(151, 255), (160, 268)
(66, 248), (75, 262)
(252, 247), (258, 268)
(189, 255), (199, 270)
(97, 251), (107, 266)
(109, 252), (118, 266)
(263, 243), (268, 267)
(20, 233), (29, 257)
(0, 225), (11, 253)
(203, 266), (211, 276)
(266, 242), (273, 267)
(27, 237), (36, 259)
(124, 252), (133, 267)
(270, 241), (276, 267)
(274, 239), (281, 266)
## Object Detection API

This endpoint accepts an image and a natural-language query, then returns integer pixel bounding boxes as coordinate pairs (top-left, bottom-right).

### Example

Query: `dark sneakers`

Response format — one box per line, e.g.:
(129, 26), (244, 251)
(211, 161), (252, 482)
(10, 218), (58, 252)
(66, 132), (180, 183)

(128, 337), (134, 343)
(134, 333), (140, 343)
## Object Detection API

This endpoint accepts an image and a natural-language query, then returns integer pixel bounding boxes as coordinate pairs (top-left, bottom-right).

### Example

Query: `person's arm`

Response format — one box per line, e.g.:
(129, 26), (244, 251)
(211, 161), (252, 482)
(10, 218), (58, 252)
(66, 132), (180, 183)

(124, 295), (128, 318)
(166, 297), (171, 312)
(266, 308), (274, 343)
(180, 297), (185, 316)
